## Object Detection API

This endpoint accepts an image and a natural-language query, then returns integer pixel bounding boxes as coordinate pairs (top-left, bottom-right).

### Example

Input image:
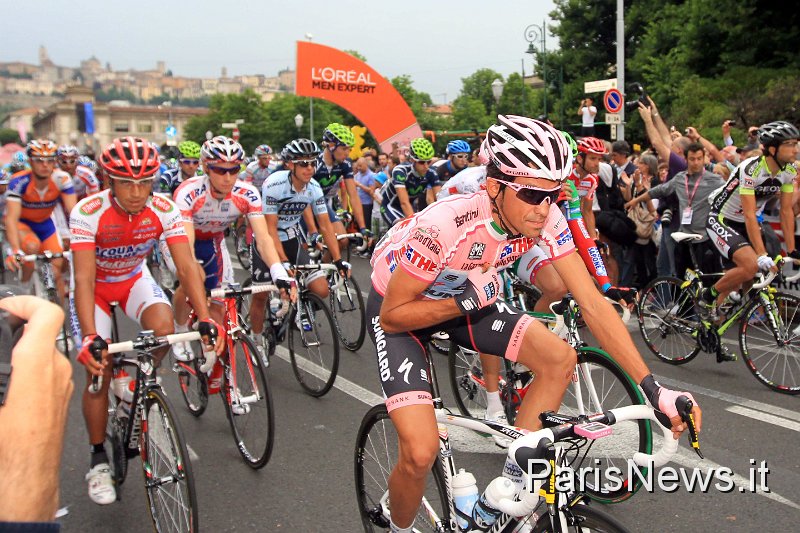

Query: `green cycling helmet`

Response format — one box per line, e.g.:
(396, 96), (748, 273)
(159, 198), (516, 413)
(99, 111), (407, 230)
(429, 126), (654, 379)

(323, 123), (355, 147)
(408, 138), (435, 161)
(177, 140), (202, 159)
(561, 131), (578, 159)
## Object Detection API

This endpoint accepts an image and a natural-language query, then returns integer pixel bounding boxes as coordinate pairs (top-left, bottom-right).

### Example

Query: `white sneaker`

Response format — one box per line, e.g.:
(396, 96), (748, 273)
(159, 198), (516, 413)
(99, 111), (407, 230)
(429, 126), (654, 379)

(172, 341), (193, 362)
(86, 463), (116, 505)
(485, 411), (513, 449)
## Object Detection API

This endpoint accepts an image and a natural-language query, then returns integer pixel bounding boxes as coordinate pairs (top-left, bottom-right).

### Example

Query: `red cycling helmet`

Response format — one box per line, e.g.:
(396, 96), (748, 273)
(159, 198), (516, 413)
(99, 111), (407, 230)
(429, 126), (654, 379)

(577, 137), (608, 156)
(99, 137), (161, 179)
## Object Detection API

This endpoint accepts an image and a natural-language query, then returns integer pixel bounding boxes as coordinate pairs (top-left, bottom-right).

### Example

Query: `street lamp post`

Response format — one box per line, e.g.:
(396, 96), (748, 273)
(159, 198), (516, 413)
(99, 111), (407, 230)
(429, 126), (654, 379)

(524, 21), (547, 117)
(491, 79), (504, 105)
(294, 113), (304, 135)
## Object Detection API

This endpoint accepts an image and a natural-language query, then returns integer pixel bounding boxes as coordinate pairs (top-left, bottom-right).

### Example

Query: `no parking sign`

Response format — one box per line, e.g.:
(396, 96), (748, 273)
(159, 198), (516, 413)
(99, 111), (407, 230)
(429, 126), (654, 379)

(603, 88), (623, 114)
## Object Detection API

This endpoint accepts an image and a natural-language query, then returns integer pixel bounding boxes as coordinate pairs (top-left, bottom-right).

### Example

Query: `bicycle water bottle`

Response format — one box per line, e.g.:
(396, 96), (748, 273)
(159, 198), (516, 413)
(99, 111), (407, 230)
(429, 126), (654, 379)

(452, 469), (479, 531)
(472, 477), (516, 530)
(112, 369), (135, 418)
(502, 456), (525, 495)
(269, 296), (282, 321)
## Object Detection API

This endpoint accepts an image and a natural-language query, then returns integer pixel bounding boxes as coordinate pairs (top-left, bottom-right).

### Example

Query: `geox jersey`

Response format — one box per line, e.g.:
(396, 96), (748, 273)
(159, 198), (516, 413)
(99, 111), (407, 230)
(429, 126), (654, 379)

(709, 156), (796, 223)
(262, 170), (328, 241)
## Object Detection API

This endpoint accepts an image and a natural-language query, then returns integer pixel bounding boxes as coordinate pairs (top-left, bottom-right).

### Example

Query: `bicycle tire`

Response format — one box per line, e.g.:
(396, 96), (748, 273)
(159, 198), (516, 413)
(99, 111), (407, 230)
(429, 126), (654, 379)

(222, 332), (275, 469)
(448, 344), (488, 419)
(235, 225), (251, 270)
(354, 404), (452, 532)
(739, 291), (800, 394)
(330, 273), (366, 351)
(561, 347), (652, 504)
(141, 386), (199, 533)
(637, 276), (701, 365)
(175, 343), (209, 417)
(288, 292), (340, 397)
(105, 390), (129, 491)
(532, 502), (632, 532)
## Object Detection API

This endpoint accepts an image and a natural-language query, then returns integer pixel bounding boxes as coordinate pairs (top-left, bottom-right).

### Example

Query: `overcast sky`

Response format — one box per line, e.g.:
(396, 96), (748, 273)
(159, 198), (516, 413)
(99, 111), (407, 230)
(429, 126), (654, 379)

(1, 0), (557, 104)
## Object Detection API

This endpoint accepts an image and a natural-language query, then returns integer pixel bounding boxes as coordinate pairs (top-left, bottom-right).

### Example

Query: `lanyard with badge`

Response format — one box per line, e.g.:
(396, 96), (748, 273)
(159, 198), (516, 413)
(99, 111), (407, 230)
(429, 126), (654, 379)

(682, 172), (703, 226)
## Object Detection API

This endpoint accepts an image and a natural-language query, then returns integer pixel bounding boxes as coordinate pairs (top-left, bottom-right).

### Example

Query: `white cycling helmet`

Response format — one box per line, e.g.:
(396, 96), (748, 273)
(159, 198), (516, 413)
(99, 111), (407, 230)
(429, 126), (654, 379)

(201, 135), (245, 163)
(482, 115), (573, 182)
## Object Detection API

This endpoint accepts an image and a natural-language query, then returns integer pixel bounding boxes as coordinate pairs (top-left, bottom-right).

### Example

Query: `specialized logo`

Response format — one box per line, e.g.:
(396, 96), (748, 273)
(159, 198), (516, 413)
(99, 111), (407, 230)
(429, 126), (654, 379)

(397, 358), (414, 384)
(79, 196), (103, 215)
(468, 242), (486, 260)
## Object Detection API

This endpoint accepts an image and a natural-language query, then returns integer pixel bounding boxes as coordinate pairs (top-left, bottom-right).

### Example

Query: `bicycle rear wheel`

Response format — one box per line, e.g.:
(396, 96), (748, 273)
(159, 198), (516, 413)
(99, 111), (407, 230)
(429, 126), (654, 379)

(638, 276), (701, 364)
(235, 225), (251, 270)
(532, 503), (632, 532)
(141, 387), (198, 532)
(560, 347), (652, 504)
(329, 272), (366, 351)
(354, 404), (451, 532)
(288, 292), (340, 397)
(223, 332), (275, 468)
(740, 291), (800, 394)
(448, 344), (489, 418)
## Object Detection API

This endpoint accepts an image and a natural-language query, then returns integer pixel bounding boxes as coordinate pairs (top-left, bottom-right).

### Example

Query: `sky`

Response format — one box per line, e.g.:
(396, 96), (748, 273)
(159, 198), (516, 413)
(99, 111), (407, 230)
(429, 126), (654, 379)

(1, 0), (557, 104)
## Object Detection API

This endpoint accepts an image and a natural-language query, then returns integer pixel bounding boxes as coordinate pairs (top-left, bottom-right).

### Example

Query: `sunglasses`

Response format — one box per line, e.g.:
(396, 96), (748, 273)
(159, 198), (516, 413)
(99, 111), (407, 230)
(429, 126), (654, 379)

(492, 178), (561, 206)
(452, 154), (469, 160)
(180, 158), (200, 165)
(59, 157), (78, 164)
(291, 160), (317, 168)
(411, 159), (431, 166)
(207, 164), (241, 175)
(31, 157), (56, 163)
(110, 176), (156, 187)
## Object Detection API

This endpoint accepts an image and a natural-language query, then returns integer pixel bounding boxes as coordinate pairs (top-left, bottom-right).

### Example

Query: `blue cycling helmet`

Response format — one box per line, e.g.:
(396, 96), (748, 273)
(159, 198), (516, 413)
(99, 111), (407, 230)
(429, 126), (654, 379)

(446, 140), (471, 155)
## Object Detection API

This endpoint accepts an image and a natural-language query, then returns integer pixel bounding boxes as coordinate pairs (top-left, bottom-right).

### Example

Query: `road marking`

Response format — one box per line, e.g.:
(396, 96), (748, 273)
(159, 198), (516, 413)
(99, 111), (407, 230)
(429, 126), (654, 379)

(186, 443), (200, 462)
(272, 345), (503, 454)
(657, 376), (800, 424)
(725, 405), (800, 433)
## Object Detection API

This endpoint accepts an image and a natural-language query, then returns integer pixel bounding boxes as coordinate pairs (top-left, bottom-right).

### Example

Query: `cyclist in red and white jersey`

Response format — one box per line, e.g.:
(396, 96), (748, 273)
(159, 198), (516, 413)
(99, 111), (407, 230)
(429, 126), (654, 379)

(69, 136), (221, 505)
(565, 136), (604, 241)
(368, 116), (701, 533)
(58, 144), (101, 200)
(170, 136), (293, 364)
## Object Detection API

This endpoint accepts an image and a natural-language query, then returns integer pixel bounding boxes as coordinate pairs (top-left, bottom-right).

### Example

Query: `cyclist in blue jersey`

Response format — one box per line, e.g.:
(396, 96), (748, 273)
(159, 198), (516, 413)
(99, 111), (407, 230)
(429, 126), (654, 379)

(309, 123), (371, 246)
(431, 139), (470, 183)
(250, 138), (351, 349)
(155, 140), (201, 197)
(380, 138), (441, 226)
(243, 144), (274, 190)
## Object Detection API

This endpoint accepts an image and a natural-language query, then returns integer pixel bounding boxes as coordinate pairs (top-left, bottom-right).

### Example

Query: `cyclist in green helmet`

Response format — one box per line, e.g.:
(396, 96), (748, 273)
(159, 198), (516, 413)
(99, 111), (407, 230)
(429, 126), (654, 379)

(156, 140), (202, 198)
(380, 137), (441, 226)
(307, 122), (372, 254)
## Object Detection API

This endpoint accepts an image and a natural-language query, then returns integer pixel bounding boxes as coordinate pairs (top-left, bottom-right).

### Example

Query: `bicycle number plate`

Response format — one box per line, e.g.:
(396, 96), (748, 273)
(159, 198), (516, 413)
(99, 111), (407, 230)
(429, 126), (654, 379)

(574, 422), (612, 439)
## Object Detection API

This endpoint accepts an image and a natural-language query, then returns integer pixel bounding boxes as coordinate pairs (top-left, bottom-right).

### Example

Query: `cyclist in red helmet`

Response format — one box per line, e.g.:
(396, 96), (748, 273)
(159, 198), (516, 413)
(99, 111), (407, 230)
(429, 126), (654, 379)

(70, 136), (221, 505)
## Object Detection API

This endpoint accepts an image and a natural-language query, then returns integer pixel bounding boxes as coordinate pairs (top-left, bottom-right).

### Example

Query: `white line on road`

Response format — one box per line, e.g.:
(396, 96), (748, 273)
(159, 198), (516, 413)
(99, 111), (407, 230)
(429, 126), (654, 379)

(272, 345), (503, 455)
(725, 405), (800, 433)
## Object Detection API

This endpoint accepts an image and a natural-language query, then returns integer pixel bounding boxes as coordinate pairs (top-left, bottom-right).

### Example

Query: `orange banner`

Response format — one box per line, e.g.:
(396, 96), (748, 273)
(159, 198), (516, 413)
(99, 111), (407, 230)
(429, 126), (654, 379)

(296, 41), (422, 154)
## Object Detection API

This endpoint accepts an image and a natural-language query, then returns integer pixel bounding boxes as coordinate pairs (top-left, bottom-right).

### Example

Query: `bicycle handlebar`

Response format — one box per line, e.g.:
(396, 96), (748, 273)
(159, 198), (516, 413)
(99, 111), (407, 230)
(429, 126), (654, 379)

(107, 331), (201, 355)
(18, 251), (71, 262)
(496, 403), (678, 518)
(208, 283), (279, 299)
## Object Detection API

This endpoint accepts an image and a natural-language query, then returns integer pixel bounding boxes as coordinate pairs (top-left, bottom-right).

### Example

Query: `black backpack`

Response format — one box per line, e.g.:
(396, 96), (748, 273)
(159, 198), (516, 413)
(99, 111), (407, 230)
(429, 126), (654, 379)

(595, 165), (626, 212)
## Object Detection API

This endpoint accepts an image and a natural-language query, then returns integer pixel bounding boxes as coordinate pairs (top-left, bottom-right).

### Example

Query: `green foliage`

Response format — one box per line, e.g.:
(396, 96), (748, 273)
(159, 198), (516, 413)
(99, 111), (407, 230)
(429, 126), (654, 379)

(0, 128), (21, 145)
(94, 86), (138, 103)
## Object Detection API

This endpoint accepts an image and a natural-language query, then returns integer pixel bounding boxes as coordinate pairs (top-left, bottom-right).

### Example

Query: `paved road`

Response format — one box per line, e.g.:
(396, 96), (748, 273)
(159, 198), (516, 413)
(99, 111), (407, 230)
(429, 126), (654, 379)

(55, 252), (800, 532)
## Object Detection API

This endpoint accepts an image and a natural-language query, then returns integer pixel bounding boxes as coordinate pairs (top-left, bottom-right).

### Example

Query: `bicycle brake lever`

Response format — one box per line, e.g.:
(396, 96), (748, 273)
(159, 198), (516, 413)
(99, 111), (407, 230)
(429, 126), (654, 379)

(676, 395), (703, 459)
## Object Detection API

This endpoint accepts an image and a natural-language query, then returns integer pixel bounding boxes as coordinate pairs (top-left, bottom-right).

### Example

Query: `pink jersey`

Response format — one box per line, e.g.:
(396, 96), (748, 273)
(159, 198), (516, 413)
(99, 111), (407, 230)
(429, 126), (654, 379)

(173, 176), (262, 240)
(69, 190), (188, 283)
(370, 191), (575, 299)
(566, 168), (598, 201)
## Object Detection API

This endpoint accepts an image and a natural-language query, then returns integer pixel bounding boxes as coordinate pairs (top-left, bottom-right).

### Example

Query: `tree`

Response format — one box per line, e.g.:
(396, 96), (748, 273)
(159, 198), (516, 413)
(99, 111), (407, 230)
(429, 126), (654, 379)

(0, 128), (21, 145)
(459, 69), (505, 115)
(390, 75), (432, 117)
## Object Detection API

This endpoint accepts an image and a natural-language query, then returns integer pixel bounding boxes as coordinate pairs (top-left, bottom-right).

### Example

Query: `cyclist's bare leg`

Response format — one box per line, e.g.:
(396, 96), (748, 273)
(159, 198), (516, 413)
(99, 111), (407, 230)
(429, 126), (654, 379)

(509, 319), (576, 429)
(140, 302), (175, 365)
(480, 353), (501, 393)
(387, 404), (440, 529)
(308, 275), (330, 299)
(82, 352), (114, 445)
(532, 264), (567, 313)
(250, 291), (268, 336)
(713, 246), (758, 303)
(171, 263), (204, 328)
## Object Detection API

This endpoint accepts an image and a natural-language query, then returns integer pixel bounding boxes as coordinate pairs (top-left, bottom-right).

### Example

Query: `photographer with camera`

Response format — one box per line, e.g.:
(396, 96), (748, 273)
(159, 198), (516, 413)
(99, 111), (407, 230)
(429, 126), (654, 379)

(684, 126), (725, 167)
(577, 96), (597, 136)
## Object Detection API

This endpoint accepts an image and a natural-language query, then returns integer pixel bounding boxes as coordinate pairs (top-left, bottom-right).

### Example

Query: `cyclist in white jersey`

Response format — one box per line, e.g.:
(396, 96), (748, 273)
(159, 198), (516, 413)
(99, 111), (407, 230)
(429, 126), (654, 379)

(701, 121), (800, 312)
(242, 144), (274, 190)
(368, 116), (700, 532)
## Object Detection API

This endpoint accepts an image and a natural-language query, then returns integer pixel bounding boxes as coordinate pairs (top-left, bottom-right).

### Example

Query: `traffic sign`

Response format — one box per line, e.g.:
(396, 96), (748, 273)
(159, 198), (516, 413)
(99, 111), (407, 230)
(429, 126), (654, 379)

(605, 113), (622, 124)
(232, 127), (240, 141)
(165, 125), (177, 137)
(584, 78), (617, 93)
(603, 89), (623, 114)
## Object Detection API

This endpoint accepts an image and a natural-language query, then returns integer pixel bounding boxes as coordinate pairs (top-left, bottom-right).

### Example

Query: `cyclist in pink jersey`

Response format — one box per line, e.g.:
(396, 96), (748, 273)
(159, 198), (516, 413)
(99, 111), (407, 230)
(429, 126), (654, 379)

(368, 116), (702, 533)
(70, 137), (221, 505)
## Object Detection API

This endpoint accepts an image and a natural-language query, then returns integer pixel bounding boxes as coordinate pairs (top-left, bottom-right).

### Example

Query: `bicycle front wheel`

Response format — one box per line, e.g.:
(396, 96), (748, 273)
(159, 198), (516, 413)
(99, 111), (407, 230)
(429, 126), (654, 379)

(141, 387), (198, 532)
(223, 332), (275, 468)
(559, 347), (652, 504)
(638, 276), (701, 364)
(740, 291), (800, 394)
(175, 346), (209, 418)
(448, 343), (488, 419)
(354, 404), (451, 532)
(235, 225), (251, 270)
(329, 273), (366, 351)
(532, 503), (632, 532)
(289, 292), (340, 397)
